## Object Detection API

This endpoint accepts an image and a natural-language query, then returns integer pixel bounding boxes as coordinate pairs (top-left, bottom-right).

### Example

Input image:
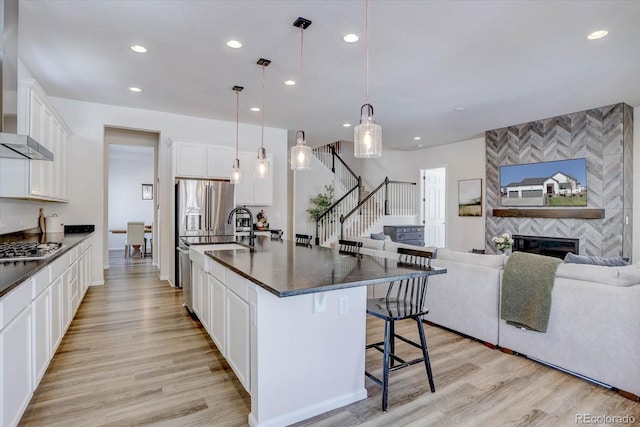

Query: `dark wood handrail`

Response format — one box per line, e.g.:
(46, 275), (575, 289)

(341, 178), (389, 223)
(330, 145), (359, 183)
(316, 183), (360, 222)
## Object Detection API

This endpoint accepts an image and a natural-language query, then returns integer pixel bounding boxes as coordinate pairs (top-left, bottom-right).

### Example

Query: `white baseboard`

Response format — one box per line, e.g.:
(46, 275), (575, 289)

(248, 388), (367, 427)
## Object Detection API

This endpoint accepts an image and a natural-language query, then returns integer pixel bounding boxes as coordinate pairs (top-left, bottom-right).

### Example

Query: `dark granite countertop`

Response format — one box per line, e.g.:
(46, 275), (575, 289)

(0, 232), (94, 298)
(205, 236), (446, 297)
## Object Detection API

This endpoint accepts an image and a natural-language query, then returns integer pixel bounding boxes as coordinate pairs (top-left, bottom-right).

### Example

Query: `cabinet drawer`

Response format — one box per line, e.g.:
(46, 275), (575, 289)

(32, 267), (51, 299)
(1, 280), (32, 329)
(205, 257), (225, 282)
(226, 270), (248, 302)
(396, 231), (423, 241)
(50, 252), (70, 278)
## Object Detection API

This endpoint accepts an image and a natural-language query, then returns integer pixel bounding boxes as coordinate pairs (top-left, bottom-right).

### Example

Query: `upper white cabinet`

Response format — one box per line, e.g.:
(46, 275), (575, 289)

(0, 79), (71, 202)
(235, 151), (273, 206)
(173, 140), (233, 179)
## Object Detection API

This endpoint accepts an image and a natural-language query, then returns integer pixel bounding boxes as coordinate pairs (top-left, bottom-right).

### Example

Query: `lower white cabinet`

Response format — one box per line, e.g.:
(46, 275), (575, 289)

(209, 275), (226, 354)
(225, 289), (250, 392)
(32, 289), (50, 387)
(50, 276), (63, 353)
(0, 235), (94, 427)
(1, 306), (33, 427)
(190, 255), (251, 393)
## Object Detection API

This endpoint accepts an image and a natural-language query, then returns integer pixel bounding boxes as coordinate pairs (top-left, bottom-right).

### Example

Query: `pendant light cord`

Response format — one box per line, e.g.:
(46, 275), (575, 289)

(261, 64), (265, 150)
(365, 0), (370, 107)
(300, 25), (305, 133)
(235, 90), (239, 159)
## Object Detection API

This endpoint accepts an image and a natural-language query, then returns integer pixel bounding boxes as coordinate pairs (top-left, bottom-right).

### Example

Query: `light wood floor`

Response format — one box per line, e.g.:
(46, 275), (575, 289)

(20, 251), (639, 426)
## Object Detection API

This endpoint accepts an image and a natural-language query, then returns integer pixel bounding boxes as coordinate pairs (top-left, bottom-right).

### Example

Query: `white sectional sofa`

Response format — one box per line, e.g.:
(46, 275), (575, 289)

(349, 235), (640, 399)
(499, 262), (640, 398)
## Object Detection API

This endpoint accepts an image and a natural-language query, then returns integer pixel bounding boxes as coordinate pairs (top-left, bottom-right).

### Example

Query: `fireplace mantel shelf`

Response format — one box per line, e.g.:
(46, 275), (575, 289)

(492, 208), (605, 219)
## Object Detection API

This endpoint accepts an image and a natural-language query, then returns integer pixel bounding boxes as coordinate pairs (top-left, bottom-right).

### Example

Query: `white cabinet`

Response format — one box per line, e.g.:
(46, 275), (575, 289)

(0, 79), (71, 202)
(225, 289), (250, 392)
(175, 141), (208, 177)
(209, 274), (226, 354)
(50, 276), (63, 353)
(31, 289), (50, 387)
(200, 268), (211, 333)
(235, 151), (273, 206)
(207, 145), (233, 179)
(174, 140), (234, 179)
(0, 287), (33, 427)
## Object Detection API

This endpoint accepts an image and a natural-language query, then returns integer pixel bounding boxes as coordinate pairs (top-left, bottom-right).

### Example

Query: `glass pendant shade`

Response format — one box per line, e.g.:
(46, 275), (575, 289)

(254, 147), (270, 179)
(290, 130), (312, 170)
(354, 104), (382, 158)
(231, 158), (241, 184)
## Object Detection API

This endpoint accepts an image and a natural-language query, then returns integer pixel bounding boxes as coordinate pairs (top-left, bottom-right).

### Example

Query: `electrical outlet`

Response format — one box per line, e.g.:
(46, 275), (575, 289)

(314, 293), (327, 313)
(339, 296), (349, 315)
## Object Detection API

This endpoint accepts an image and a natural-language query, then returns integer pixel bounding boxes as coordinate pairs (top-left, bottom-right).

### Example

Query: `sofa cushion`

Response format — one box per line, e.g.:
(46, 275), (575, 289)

(436, 248), (505, 268)
(555, 263), (640, 287)
(350, 236), (387, 251)
(564, 252), (630, 267)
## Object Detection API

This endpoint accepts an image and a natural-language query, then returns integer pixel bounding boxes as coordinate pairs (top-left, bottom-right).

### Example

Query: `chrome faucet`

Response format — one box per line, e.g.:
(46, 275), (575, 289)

(228, 207), (255, 247)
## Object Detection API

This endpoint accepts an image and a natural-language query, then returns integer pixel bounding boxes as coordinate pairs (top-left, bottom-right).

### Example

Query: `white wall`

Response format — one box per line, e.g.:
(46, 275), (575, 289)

(361, 137), (486, 252)
(108, 146), (154, 250)
(293, 155), (337, 238)
(38, 97), (288, 285)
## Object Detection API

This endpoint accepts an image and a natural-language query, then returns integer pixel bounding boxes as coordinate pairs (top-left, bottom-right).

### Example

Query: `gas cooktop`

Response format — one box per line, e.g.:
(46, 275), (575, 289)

(0, 241), (64, 263)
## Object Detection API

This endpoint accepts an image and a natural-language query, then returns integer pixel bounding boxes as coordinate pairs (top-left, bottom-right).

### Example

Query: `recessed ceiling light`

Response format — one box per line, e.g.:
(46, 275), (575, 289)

(284, 80), (296, 86)
(343, 123), (352, 127)
(454, 107), (465, 112)
(128, 87), (142, 93)
(417, 144), (423, 148)
(130, 45), (147, 53)
(250, 107), (260, 112)
(587, 30), (608, 40)
(226, 40), (242, 48)
(343, 33), (359, 43)
(413, 136), (421, 141)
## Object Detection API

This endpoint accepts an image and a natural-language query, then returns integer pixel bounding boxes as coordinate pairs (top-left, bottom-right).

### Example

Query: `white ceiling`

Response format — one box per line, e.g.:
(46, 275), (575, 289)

(18, 0), (640, 151)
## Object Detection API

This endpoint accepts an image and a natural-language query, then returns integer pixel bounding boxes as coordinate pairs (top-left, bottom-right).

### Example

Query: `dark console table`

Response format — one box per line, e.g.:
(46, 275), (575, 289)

(383, 225), (424, 246)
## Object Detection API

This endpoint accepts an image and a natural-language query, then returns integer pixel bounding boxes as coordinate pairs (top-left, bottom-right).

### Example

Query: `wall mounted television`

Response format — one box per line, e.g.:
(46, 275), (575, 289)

(499, 158), (587, 207)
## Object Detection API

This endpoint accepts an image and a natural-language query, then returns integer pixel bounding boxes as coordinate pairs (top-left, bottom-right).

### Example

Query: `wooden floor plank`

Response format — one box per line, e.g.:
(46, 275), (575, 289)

(20, 250), (640, 426)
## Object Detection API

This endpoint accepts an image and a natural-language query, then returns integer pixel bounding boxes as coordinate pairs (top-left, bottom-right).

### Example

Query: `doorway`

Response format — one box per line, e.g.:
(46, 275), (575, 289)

(103, 127), (160, 269)
(421, 167), (446, 247)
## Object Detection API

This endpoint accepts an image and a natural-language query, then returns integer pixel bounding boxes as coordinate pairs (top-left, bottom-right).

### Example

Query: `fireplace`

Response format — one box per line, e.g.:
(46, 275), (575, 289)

(512, 235), (579, 259)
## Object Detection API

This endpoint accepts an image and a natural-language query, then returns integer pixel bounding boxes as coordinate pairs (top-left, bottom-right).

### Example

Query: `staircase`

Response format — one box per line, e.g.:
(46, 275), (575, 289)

(311, 142), (417, 246)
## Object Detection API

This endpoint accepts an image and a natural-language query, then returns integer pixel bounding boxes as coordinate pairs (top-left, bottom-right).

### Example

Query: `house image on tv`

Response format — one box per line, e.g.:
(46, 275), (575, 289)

(502, 171), (585, 206)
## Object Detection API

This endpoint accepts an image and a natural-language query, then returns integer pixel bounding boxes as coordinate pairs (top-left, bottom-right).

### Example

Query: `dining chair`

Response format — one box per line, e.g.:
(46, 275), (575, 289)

(338, 239), (363, 254)
(270, 229), (283, 239)
(295, 233), (312, 245)
(125, 221), (145, 258)
(365, 247), (435, 412)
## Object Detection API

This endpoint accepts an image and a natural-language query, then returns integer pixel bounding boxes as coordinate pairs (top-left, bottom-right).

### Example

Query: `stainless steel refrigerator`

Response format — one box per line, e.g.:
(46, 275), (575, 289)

(175, 179), (235, 291)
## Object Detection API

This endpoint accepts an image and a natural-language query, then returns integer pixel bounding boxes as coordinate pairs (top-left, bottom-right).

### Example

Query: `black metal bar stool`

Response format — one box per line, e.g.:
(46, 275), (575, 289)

(338, 239), (363, 254)
(365, 247), (436, 412)
(270, 229), (283, 239)
(295, 233), (312, 245)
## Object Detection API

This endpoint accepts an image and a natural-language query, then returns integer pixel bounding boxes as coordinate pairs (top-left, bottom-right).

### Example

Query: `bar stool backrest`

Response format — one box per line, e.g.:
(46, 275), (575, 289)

(338, 239), (363, 254)
(386, 247), (434, 316)
(295, 233), (312, 245)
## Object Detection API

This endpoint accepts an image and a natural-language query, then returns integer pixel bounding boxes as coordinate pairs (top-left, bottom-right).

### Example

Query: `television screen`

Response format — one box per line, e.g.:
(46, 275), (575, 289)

(499, 158), (587, 207)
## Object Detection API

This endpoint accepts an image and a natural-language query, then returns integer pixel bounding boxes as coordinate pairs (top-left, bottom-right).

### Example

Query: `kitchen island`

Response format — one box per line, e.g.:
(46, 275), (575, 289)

(190, 236), (445, 427)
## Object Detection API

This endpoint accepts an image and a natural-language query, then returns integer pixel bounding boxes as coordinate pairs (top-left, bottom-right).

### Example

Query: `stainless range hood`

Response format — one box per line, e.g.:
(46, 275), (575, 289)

(0, 0), (53, 161)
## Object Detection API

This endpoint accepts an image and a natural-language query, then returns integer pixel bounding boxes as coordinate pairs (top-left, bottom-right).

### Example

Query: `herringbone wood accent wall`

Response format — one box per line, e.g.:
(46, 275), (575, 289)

(485, 103), (633, 258)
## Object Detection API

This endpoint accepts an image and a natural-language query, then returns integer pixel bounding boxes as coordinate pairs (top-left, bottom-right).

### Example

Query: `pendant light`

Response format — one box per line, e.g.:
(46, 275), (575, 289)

(290, 17), (312, 171)
(354, 0), (382, 158)
(254, 58), (271, 179)
(231, 85), (243, 184)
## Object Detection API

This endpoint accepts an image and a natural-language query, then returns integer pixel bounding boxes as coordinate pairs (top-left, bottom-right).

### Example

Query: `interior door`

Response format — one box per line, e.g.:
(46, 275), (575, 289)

(421, 168), (446, 247)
